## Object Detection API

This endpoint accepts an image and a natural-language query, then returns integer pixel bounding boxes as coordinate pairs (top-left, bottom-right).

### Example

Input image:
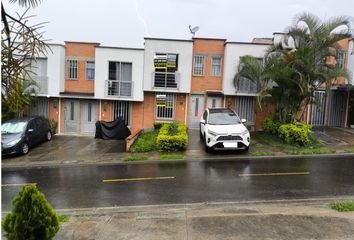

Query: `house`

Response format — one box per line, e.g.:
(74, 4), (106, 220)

(26, 34), (353, 140)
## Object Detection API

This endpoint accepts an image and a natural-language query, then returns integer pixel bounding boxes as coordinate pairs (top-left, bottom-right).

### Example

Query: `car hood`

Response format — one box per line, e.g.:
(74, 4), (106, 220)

(208, 124), (248, 135)
(1, 133), (23, 144)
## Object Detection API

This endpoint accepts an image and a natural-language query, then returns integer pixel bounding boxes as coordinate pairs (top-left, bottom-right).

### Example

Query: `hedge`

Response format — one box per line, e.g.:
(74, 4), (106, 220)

(157, 122), (188, 151)
(278, 122), (312, 146)
(263, 117), (281, 135)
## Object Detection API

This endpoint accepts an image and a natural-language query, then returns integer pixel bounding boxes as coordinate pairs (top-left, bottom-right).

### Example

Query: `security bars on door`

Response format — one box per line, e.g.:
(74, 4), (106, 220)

(112, 101), (131, 126)
(236, 96), (255, 124)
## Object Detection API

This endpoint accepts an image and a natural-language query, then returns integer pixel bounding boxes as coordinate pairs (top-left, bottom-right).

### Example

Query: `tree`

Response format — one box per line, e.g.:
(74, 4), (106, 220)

(1, 0), (50, 119)
(234, 13), (352, 123)
(2, 184), (60, 240)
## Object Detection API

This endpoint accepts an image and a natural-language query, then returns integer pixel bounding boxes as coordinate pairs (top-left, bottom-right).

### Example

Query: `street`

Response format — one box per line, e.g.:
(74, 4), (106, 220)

(2, 156), (354, 211)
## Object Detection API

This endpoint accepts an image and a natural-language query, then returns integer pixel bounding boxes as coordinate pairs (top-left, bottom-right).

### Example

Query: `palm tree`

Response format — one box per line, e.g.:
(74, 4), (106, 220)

(234, 13), (352, 123)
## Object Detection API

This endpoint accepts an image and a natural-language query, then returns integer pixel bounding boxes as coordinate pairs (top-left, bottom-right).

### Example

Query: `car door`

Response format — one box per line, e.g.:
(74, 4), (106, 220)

(26, 120), (39, 146)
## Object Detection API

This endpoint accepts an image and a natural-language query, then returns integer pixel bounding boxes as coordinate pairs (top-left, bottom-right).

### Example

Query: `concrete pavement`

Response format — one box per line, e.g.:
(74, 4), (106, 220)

(55, 199), (354, 240)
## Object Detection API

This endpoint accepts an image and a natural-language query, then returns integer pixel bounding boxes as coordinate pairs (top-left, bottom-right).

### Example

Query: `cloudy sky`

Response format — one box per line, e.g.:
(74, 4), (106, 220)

(3, 0), (354, 47)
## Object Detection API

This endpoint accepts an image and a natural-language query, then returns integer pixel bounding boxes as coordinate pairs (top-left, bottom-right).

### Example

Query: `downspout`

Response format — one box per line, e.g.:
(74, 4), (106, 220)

(58, 98), (61, 134)
(99, 99), (102, 121)
(184, 93), (188, 125)
(344, 90), (350, 128)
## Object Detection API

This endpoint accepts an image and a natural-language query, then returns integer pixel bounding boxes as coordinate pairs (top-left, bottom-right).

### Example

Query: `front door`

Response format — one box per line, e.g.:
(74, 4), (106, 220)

(189, 95), (205, 129)
(207, 96), (222, 108)
(64, 100), (79, 133)
(82, 101), (97, 134)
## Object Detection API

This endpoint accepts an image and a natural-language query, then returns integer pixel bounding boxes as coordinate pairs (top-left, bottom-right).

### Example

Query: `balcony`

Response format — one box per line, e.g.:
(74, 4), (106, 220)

(24, 76), (48, 94)
(105, 80), (133, 98)
(236, 77), (257, 93)
(152, 72), (179, 89)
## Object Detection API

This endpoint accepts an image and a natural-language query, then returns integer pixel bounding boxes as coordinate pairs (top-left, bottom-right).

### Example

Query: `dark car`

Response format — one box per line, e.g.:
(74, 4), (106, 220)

(2, 116), (52, 156)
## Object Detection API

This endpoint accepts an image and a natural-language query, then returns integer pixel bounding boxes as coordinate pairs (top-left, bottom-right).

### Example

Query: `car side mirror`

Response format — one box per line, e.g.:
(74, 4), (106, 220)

(241, 119), (247, 124)
(200, 119), (205, 124)
(28, 128), (34, 132)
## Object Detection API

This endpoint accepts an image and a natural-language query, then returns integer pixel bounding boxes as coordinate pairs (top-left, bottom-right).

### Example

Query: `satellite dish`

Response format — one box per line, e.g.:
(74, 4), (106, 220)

(189, 25), (199, 38)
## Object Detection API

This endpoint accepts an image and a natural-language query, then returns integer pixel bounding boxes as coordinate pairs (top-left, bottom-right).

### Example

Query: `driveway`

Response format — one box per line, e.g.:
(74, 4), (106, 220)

(2, 135), (126, 167)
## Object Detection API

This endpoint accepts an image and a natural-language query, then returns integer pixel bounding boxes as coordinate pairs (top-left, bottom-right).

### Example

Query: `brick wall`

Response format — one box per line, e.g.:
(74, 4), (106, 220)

(191, 39), (225, 93)
(64, 42), (99, 94)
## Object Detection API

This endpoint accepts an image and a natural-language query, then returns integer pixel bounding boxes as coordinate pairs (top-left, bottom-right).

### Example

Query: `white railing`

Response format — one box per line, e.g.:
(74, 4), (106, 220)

(152, 72), (180, 89)
(105, 80), (133, 98)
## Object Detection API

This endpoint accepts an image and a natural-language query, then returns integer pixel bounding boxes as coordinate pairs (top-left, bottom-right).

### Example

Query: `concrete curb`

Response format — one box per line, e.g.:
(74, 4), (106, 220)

(2, 152), (354, 170)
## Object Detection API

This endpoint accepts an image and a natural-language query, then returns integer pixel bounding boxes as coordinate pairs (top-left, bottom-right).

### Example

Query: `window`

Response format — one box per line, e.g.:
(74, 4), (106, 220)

(70, 102), (75, 120)
(153, 53), (178, 88)
(109, 62), (132, 81)
(108, 62), (133, 97)
(86, 61), (95, 80)
(336, 50), (347, 69)
(193, 55), (204, 75)
(211, 57), (221, 76)
(155, 93), (175, 119)
(87, 103), (92, 122)
(112, 101), (131, 126)
(67, 60), (78, 79)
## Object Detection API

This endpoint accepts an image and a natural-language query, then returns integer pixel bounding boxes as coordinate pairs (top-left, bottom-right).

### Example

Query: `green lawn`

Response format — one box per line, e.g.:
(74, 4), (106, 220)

(123, 155), (149, 161)
(250, 131), (331, 156)
(130, 131), (158, 153)
(158, 153), (184, 160)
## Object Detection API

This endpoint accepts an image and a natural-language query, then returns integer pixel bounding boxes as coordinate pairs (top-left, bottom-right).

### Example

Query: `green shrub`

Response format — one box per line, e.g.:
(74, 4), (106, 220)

(130, 131), (158, 153)
(263, 117), (281, 135)
(157, 122), (188, 152)
(278, 122), (312, 146)
(2, 185), (60, 240)
(154, 122), (164, 130)
(330, 201), (354, 212)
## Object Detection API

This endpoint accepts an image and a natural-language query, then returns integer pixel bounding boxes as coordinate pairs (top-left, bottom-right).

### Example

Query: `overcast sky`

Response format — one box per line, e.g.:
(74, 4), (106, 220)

(3, 0), (354, 48)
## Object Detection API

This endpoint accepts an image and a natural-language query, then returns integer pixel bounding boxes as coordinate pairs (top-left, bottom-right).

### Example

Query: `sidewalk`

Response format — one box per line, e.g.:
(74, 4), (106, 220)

(55, 198), (354, 240)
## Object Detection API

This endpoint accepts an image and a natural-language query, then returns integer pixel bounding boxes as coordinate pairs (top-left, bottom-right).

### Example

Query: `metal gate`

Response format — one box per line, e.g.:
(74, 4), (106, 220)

(328, 91), (346, 127)
(236, 96), (255, 125)
(189, 95), (205, 129)
(64, 100), (79, 133)
(112, 101), (131, 126)
(30, 97), (49, 118)
(311, 91), (326, 126)
(82, 101), (97, 134)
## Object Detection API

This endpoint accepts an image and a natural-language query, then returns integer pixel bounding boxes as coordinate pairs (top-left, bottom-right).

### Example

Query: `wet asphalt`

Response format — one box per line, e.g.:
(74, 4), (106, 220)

(2, 156), (354, 211)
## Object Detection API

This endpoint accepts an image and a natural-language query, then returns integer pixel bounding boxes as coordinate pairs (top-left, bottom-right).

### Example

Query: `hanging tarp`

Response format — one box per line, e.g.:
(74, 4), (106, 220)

(95, 118), (131, 140)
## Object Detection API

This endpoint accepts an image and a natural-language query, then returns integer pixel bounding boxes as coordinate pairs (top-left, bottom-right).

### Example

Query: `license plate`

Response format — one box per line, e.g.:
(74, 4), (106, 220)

(223, 142), (238, 148)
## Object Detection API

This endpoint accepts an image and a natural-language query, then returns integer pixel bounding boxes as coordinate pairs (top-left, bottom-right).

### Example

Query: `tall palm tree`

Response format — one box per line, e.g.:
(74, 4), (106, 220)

(234, 13), (352, 123)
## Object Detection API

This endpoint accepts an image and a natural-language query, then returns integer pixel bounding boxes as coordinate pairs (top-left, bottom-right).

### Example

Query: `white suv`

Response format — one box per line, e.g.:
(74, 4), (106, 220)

(200, 108), (250, 152)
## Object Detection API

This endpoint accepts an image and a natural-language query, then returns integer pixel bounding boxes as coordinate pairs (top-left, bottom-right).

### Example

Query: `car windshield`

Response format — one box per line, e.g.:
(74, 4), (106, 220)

(1, 122), (27, 134)
(208, 111), (241, 125)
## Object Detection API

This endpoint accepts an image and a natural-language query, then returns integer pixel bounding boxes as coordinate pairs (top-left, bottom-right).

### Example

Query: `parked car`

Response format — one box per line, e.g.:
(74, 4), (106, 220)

(2, 116), (52, 156)
(200, 108), (250, 152)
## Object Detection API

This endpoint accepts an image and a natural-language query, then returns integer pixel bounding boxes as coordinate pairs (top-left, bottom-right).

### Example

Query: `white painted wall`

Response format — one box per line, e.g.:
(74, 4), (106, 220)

(46, 44), (65, 96)
(223, 43), (269, 95)
(95, 47), (144, 101)
(143, 39), (193, 93)
(348, 40), (354, 85)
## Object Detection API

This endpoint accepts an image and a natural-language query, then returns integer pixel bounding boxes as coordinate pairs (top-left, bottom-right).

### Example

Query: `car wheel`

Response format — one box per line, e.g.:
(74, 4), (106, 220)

(21, 142), (29, 155)
(244, 146), (249, 152)
(46, 130), (52, 141)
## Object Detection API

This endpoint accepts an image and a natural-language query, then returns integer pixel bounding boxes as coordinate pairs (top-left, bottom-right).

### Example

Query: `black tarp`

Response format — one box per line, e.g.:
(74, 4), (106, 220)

(95, 118), (131, 140)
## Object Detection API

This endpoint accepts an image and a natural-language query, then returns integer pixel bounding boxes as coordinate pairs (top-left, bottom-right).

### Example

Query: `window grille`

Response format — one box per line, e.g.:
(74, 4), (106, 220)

(155, 93), (175, 120)
(67, 60), (78, 79)
(193, 55), (204, 75)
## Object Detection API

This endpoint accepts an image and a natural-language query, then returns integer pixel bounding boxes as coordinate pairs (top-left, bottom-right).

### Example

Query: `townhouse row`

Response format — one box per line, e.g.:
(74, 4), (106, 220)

(28, 34), (354, 136)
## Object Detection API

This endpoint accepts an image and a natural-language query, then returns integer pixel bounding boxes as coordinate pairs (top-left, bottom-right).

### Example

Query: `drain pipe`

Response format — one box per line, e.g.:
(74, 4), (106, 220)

(184, 93), (188, 125)
(58, 98), (61, 134)
(99, 99), (102, 121)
